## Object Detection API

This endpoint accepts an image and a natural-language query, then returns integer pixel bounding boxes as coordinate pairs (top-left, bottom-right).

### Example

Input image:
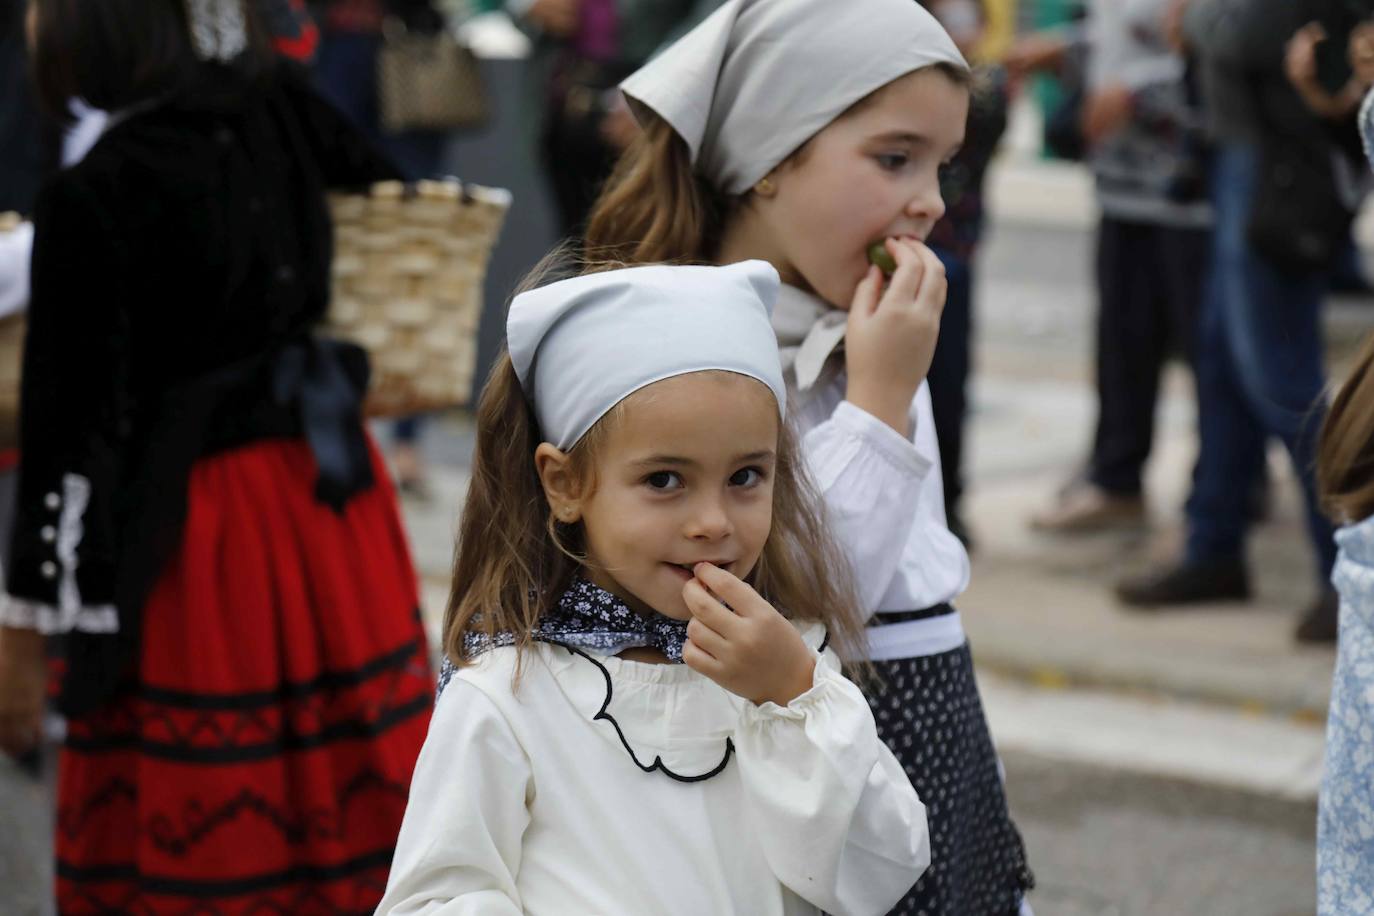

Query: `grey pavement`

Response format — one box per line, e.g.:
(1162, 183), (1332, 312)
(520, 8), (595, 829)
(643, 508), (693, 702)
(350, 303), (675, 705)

(1003, 750), (1317, 916)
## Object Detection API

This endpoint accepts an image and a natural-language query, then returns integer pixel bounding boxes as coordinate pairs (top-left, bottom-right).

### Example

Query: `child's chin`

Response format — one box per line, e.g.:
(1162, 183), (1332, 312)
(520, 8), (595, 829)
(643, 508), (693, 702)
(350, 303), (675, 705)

(651, 602), (693, 622)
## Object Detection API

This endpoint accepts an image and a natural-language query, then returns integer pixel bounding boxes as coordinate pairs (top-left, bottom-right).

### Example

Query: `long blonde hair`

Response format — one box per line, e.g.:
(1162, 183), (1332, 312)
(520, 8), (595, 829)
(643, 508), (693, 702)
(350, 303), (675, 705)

(1319, 333), (1374, 524)
(444, 259), (869, 670)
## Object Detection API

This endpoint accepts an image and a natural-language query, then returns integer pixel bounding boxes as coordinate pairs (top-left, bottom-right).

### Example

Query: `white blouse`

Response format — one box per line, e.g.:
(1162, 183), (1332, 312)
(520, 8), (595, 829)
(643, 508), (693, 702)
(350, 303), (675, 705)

(776, 285), (971, 618)
(375, 623), (929, 916)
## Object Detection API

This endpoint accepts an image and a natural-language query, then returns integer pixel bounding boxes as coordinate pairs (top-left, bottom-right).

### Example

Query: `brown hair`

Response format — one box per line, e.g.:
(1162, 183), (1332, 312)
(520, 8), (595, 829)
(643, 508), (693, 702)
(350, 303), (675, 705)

(1319, 333), (1374, 524)
(443, 260), (869, 673)
(585, 63), (971, 264)
(28, 0), (271, 122)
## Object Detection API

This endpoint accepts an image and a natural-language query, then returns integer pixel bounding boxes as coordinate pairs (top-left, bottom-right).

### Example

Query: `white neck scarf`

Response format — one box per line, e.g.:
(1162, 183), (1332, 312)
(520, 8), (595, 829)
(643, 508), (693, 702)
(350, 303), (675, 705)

(620, 0), (967, 196)
(773, 283), (848, 397)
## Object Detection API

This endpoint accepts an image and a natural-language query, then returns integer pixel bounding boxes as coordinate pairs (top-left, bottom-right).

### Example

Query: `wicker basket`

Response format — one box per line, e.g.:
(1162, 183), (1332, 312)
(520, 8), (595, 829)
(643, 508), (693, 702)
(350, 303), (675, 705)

(324, 179), (511, 418)
(0, 212), (27, 450)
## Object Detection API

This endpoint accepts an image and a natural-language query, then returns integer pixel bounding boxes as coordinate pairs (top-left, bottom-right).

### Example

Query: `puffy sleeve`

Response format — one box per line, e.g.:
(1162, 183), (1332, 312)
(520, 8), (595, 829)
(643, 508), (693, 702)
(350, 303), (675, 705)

(375, 679), (532, 916)
(2, 175), (127, 634)
(801, 398), (932, 612)
(733, 645), (930, 916)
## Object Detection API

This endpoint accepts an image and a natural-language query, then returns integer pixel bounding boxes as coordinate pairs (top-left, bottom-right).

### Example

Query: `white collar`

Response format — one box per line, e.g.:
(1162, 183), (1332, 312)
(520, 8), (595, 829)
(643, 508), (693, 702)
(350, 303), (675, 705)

(772, 283), (847, 394)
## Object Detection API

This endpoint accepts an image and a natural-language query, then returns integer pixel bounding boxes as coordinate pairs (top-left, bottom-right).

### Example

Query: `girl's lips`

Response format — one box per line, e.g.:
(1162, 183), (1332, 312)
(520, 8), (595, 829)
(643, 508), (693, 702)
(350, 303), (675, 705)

(665, 561), (732, 579)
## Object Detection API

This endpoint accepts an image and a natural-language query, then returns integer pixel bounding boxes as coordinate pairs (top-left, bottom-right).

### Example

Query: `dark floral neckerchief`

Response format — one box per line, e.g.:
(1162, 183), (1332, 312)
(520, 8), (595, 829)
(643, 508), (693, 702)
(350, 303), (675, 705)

(436, 578), (689, 697)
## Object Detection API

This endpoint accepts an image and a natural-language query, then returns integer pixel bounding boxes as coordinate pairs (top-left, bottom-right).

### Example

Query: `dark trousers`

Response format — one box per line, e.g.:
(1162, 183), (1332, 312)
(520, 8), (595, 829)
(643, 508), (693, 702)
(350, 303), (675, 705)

(1184, 144), (1336, 582)
(1088, 217), (1209, 495)
(926, 247), (972, 520)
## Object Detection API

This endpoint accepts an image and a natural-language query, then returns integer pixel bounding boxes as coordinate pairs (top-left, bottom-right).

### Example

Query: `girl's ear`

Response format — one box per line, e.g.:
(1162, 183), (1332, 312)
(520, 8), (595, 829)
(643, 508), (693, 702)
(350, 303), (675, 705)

(534, 443), (583, 523)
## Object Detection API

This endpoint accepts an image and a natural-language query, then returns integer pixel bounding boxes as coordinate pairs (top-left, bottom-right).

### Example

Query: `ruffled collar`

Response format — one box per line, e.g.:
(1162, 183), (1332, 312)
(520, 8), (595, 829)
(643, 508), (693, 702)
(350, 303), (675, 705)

(543, 620), (830, 782)
(440, 578), (830, 782)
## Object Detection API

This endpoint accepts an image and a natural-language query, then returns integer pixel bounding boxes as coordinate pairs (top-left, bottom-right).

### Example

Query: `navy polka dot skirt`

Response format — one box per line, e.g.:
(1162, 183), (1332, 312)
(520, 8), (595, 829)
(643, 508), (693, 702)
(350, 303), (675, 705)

(867, 642), (1035, 915)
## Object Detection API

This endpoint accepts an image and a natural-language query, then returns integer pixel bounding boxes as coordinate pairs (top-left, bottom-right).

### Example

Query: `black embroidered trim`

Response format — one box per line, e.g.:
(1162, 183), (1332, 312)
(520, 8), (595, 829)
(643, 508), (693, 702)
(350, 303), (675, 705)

(56, 846), (395, 900)
(554, 642), (734, 784)
(137, 639), (424, 709)
(63, 694), (431, 764)
(153, 768), (408, 854)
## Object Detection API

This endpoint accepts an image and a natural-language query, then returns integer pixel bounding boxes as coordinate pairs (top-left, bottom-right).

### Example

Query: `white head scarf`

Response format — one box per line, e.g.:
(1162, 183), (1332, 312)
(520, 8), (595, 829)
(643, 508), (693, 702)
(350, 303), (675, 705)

(621, 0), (968, 196)
(507, 261), (787, 450)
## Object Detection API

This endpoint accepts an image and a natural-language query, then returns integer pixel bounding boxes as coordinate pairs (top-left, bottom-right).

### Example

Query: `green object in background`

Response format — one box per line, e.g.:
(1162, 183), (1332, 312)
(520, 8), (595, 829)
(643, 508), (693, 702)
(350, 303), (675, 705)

(1029, 0), (1078, 160)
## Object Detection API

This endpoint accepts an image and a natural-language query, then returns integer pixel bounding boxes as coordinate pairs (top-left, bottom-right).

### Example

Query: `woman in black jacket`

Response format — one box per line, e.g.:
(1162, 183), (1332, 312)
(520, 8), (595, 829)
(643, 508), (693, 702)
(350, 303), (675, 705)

(0, 1), (433, 911)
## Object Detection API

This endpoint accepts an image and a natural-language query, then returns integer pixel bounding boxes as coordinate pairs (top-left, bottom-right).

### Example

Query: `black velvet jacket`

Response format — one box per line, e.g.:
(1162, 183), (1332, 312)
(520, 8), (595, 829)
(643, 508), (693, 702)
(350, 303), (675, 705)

(4, 62), (399, 712)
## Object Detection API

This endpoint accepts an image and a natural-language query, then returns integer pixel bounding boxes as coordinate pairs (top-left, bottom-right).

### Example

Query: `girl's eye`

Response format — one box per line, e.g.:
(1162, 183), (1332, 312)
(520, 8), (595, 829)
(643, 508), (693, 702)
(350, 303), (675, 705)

(875, 152), (911, 171)
(645, 471), (684, 491)
(729, 467), (765, 487)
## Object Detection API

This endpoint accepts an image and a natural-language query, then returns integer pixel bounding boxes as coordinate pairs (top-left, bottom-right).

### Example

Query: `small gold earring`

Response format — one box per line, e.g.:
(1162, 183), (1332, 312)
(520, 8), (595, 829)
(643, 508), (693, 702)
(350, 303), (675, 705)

(754, 176), (776, 197)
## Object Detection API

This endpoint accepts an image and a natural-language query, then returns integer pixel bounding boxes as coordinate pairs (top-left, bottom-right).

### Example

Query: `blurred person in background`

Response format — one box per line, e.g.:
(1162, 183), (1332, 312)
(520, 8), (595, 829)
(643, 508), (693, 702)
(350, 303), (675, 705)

(1115, 0), (1368, 643)
(312, 0), (450, 497)
(0, 0), (433, 910)
(1026, 0), (1213, 534)
(919, 0), (1010, 548)
(508, 0), (722, 238)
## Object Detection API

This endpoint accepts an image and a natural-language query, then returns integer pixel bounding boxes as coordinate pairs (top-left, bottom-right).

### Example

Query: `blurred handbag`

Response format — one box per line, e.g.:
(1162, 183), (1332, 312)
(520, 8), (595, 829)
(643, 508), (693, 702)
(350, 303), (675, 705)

(1247, 137), (1354, 274)
(377, 17), (489, 134)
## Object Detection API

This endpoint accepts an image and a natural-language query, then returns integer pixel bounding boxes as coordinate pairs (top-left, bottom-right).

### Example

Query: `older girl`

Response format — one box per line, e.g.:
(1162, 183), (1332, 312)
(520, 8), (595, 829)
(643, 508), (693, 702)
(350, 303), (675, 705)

(585, 2), (1033, 912)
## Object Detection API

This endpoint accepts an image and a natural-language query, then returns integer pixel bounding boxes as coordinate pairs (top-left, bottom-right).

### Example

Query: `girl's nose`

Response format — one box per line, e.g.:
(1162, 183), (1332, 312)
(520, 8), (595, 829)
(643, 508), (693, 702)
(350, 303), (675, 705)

(685, 498), (733, 541)
(904, 182), (946, 225)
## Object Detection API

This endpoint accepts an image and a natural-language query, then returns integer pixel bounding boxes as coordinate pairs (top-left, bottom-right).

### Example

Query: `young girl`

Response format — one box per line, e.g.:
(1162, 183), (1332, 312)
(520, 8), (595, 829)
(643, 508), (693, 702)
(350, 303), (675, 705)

(1316, 328), (1374, 914)
(584, 1), (1034, 913)
(375, 260), (930, 915)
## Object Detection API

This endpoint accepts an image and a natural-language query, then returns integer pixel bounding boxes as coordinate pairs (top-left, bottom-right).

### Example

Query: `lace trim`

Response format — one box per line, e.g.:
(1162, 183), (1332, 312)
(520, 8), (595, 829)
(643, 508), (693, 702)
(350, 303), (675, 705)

(0, 593), (118, 634)
(0, 472), (120, 634)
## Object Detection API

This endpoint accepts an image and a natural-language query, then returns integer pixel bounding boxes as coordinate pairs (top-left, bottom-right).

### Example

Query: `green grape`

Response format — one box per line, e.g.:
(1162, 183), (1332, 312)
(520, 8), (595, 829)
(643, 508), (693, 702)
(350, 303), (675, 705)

(867, 242), (897, 275)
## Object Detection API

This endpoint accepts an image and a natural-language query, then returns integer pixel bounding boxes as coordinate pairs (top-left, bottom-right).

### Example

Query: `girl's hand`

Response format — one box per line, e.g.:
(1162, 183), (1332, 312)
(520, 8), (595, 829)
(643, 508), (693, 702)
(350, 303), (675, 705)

(844, 238), (947, 436)
(0, 626), (45, 757)
(681, 564), (816, 707)
(1285, 22), (1325, 93)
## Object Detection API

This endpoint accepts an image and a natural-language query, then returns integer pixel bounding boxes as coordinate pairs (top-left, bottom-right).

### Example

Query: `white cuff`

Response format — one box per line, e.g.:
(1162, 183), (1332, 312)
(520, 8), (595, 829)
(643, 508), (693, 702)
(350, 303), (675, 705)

(1, 592), (118, 634)
(832, 400), (932, 479)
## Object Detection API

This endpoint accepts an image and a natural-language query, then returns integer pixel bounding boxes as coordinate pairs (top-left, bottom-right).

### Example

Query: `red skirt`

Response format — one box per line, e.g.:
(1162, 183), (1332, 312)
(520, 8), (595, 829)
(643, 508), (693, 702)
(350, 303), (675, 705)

(55, 438), (433, 915)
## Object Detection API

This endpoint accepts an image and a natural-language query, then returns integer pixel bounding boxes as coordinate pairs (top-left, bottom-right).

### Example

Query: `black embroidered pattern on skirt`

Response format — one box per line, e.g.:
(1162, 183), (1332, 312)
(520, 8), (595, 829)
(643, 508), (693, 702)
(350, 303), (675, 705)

(439, 579), (690, 697)
(868, 645), (1034, 916)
